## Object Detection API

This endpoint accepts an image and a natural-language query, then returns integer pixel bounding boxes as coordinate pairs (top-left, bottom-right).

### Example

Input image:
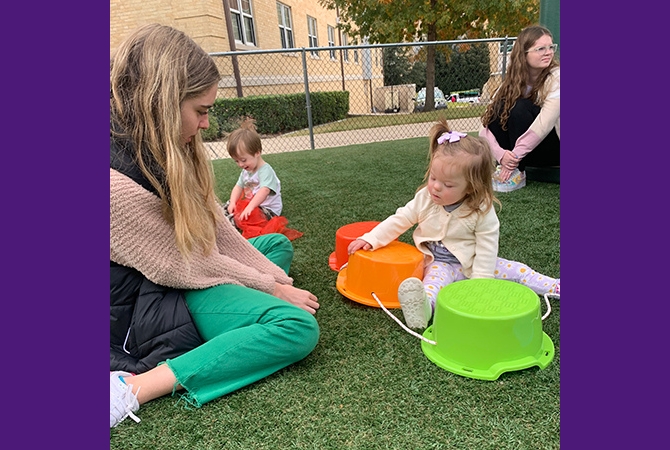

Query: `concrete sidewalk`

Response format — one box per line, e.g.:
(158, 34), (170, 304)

(206, 117), (480, 160)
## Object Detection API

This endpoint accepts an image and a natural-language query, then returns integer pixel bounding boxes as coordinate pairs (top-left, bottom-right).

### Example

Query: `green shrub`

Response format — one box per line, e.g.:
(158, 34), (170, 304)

(201, 114), (221, 141)
(218, 116), (243, 134)
(210, 91), (349, 136)
(310, 91), (350, 125)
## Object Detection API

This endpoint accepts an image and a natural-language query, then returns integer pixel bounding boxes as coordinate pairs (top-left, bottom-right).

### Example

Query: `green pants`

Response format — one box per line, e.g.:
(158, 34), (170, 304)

(165, 233), (320, 407)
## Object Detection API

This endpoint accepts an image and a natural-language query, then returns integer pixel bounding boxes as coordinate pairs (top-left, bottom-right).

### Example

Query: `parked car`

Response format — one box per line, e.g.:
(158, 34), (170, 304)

(448, 89), (481, 103)
(414, 87), (448, 112)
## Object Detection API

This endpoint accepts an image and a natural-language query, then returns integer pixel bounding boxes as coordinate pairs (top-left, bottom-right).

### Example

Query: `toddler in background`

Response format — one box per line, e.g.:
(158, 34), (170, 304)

(348, 118), (559, 329)
(224, 118), (283, 228)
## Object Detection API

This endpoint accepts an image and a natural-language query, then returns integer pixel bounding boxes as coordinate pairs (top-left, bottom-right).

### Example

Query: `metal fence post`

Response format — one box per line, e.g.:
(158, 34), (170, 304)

(501, 36), (509, 80)
(221, 0), (243, 97)
(540, 0), (560, 51)
(362, 38), (373, 113)
(301, 48), (315, 150)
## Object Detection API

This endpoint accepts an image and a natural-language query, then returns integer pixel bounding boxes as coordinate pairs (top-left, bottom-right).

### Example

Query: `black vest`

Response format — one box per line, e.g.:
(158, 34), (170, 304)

(110, 134), (202, 374)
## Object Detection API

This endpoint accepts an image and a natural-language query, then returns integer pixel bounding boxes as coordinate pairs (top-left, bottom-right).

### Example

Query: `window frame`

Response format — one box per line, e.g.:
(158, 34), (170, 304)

(327, 25), (336, 60)
(227, 0), (256, 46)
(307, 15), (318, 57)
(341, 32), (349, 62)
(277, 2), (294, 50)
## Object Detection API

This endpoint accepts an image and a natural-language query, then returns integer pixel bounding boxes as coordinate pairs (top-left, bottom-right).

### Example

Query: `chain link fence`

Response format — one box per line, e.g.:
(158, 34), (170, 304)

(207, 37), (516, 160)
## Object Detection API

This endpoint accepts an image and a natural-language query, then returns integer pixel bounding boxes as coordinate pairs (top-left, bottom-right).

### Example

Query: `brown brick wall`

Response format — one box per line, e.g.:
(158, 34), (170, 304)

(110, 0), (346, 54)
(110, 1), (384, 115)
(110, 0), (230, 54)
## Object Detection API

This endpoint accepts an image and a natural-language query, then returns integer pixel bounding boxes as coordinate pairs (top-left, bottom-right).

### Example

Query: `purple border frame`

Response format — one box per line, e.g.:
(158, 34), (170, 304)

(5, 2), (663, 447)
(3, 3), (110, 447)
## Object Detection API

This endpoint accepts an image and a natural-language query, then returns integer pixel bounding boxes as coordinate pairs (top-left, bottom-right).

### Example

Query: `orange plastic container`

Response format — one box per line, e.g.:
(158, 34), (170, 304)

(336, 240), (424, 308)
(328, 221), (380, 271)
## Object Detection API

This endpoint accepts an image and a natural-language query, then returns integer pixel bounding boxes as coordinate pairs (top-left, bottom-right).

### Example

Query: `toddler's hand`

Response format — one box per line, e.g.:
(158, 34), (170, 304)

(227, 203), (236, 214)
(348, 239), (371, 254)
(240, 207), (253, 221)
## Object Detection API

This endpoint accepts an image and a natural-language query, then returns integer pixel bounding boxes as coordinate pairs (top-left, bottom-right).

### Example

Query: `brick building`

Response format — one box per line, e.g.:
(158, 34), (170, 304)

(110, 0), (385, 114)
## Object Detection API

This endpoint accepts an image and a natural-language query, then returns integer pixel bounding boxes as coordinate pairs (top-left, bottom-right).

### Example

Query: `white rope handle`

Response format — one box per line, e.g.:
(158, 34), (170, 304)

(542, 293), (560, 320)
(372, 291), (557, 341)
(371, 292), (437, 345)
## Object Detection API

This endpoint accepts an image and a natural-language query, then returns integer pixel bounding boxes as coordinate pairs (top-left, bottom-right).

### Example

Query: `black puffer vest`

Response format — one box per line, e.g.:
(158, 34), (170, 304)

(110, 134), (203, 374)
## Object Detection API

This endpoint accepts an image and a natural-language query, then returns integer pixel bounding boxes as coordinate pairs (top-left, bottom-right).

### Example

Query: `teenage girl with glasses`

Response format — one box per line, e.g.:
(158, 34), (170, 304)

(480, 25), (560, 192)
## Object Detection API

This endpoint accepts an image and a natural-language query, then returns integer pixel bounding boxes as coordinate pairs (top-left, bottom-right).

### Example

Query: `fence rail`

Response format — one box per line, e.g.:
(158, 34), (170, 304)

(207, 37), (516, 160)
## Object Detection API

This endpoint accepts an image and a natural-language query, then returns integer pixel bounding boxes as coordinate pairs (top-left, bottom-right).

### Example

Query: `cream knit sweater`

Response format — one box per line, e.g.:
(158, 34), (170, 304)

(110, 168), (293, 293)
(358, 187), (499, 280)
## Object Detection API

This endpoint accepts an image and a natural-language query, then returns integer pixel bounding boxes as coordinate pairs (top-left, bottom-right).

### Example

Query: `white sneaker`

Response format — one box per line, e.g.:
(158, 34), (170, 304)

(492, 166), (526, 192)
(397, 277), (432, 329)
(110, 371), (141, 428)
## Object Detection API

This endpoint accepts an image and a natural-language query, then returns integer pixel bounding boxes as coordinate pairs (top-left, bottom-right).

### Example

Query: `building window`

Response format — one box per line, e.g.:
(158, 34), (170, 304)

(327, 25), (336, 60)
(341, 33), (349, 62)
(227, 0), (256, 46)
(277, 2), (294, 49)
(307, 16), (318, 57)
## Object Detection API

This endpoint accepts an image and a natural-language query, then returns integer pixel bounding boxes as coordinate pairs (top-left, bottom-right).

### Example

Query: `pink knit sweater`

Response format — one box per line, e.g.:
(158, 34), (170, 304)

(110, 168), (293, 293)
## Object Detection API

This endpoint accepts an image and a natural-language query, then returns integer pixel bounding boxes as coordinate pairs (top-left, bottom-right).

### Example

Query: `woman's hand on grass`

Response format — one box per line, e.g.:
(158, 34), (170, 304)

(273, 283), (320, 315)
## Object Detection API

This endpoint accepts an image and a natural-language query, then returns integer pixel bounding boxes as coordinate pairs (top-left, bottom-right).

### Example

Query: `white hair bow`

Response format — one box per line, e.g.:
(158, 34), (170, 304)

(437, 131), (468, 144)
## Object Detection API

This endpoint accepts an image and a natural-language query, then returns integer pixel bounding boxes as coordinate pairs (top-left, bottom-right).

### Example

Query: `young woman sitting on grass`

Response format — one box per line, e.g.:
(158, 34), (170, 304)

(110, 23), (320, 428)
(480, 25), (560, 192)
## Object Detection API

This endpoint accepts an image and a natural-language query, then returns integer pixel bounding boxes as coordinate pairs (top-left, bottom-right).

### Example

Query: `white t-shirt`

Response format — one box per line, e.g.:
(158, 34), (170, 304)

(236, 163), (282, 215)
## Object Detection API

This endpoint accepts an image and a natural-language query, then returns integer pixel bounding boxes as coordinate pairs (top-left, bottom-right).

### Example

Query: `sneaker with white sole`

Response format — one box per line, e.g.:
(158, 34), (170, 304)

(397, 277), (432, 329)
(110, 371), (141, 428)
(492, 165), (526, 192)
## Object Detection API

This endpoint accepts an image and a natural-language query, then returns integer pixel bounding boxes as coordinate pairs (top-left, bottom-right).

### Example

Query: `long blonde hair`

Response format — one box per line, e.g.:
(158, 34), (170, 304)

(110, 23), (222, 257)
(481, 25), (560, 130)
(425, 118), (499, 216)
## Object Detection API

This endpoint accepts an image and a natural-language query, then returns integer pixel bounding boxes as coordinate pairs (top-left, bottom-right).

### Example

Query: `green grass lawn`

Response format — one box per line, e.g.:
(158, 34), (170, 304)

(110, 137), (560, 449)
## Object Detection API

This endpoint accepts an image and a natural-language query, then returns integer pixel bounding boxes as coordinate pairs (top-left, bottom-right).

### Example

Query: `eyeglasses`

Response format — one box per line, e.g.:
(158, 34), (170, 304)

(526, 43), (558, 54)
